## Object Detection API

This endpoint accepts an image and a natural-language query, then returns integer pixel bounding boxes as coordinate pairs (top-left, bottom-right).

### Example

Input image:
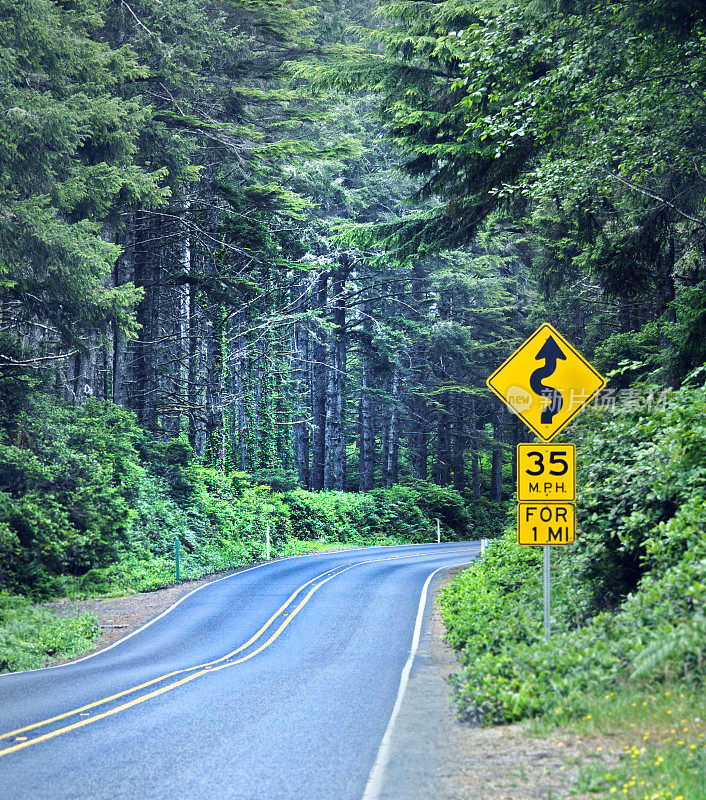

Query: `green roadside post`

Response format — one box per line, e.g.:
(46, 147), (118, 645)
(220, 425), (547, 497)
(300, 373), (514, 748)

(175, 536), (180, 583)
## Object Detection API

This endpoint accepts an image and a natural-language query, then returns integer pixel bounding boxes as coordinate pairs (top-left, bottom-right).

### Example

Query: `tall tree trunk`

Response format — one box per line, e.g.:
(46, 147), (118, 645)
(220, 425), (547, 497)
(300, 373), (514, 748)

(188, 281), (207, 458)
(452, 392), (465, 490)
(469, 397), (482, 500)
(160, 214), (190, 438)
(232, 336), (248, 471)
(253, 353), (264, 467)
(383, 368), (401, 488)
(409, 273), (430, 481)
(491, 403), (504, 502)
(132, 213), (159, 432)
(100, 330), (110, 400)
(324, 270), (346, 490)
(410, 395), (429, 480)
(359, 301), (375, 491)
(434, 391), (452, 485)
(292, 311), (311, 488)
(73, 345), (95, 406)
(658, 233), (677, 384)
(310, 272), (328, 490)
(379, 372), (390, 487)
(112, 215), (133, 406)
(196, 170), (224, 464)
(206, 305), (226, 468)
(434, 288), (452, 485)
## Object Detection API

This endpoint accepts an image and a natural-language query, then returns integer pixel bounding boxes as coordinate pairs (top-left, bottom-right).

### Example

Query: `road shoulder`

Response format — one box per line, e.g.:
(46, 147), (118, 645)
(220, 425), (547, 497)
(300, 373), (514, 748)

(375, 570), (596, 800)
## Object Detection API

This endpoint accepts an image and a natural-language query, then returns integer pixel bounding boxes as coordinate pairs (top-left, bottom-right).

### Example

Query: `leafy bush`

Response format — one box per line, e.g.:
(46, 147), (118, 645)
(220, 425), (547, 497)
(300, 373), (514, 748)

(464, 496), (507, 539)
(282, 482), (470, 545)
(251, 468), (300, 493)
(0, 593), (100, 672)
(0, 393), (476, 601)
(0, 397), (143, 595)
(441, 376), (706, 725)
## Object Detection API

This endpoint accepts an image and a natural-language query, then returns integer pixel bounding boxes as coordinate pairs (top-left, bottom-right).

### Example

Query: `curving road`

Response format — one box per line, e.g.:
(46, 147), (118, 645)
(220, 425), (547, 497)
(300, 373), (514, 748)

(0, 542), (478, 800)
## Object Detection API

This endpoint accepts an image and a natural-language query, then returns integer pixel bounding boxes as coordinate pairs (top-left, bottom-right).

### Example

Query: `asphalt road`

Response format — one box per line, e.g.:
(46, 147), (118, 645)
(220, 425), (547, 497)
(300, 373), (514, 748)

(0, 542), (478, 800)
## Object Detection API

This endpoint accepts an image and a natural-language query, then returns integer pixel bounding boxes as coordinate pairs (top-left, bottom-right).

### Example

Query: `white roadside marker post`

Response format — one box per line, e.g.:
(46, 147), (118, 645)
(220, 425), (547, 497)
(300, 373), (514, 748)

(266, 525), (271, 561)
(436, 518), (441, 544)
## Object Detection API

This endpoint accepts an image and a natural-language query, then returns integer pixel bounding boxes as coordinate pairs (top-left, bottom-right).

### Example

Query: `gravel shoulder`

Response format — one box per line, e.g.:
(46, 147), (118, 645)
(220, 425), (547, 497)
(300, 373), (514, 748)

(377, 568), (610, 800)
(44, 567), (247, 664)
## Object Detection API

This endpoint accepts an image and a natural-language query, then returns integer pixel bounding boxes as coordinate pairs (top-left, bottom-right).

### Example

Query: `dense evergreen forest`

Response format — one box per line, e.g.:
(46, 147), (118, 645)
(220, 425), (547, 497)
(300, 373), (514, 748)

(1, 0), (706, 601)
(1, 4), (704, 794)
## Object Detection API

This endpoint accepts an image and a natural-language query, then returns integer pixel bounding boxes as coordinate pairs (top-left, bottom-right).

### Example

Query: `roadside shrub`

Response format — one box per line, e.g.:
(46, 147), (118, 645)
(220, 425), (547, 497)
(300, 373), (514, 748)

(0, 392), (477, 600)
(440, 535), (541, 656)
(464, 496), (508, 539)
(0, 397), (143, 596)
(441, 377), (706, 725)
(145, 437), (200, 506)
(251, 468), (300, 493)
(392, 482), (471, 537)
(0, 592), (100, 672)
(564, 377), (706, 616)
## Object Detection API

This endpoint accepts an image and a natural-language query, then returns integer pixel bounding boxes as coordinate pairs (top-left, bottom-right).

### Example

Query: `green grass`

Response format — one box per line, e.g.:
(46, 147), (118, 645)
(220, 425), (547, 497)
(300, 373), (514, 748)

(276, 538), (358, 557)
(0, 593), (101, 673)
(562, 684), (706, 799)
(65, 535), (406, 599)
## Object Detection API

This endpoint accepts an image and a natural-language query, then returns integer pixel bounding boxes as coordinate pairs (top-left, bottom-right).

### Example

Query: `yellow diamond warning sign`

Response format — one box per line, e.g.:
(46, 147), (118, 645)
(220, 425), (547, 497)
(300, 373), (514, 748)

(486, 323), (606, 442)
(517, 503), (575, 546)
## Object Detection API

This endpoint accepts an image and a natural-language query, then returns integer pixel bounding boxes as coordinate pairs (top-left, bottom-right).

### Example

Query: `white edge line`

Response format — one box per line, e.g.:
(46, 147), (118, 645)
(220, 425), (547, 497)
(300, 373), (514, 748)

(361, 554), (478, 800)
(1, 542), (476, 678)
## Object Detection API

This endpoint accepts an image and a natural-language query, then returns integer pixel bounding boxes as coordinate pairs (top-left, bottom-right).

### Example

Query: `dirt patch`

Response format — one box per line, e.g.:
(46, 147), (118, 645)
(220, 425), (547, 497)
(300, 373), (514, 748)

(43, 567), (244, 664)
(427, 572), (618, 800)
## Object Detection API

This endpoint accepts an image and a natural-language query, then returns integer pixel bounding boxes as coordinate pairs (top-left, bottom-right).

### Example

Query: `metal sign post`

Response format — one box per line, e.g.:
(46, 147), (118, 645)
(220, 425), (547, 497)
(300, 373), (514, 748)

(486, 322), (606, 637)
(543, 546), (551, 638)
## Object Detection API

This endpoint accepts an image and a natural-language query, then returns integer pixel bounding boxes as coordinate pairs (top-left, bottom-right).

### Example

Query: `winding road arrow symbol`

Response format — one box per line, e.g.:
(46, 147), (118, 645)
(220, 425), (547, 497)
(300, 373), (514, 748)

(530, 336), (567, 425)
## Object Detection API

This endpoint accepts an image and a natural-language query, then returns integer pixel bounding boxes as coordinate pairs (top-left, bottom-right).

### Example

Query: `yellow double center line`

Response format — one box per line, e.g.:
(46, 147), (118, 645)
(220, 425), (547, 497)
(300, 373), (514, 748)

(0, 551), (428, 758)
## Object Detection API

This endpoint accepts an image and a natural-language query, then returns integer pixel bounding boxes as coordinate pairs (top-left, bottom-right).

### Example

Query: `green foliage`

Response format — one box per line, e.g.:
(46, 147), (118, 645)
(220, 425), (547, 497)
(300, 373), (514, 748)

(564, 378), (706, 616)
(300, 0), (706, 383)
(440, 534), (542, 655)
(78, 479), (470, 596)
(0, 397), (144, 595)
(0, 0), (164, 344)
(0, 593), (100, 672)
(282, 481), (470, 545)
(440, 377), (706, 725)
(144, 438), (200, 507)
(462, 496), (507, 539)
(251, 468), (300, 493)
(0, 391), (476, 600)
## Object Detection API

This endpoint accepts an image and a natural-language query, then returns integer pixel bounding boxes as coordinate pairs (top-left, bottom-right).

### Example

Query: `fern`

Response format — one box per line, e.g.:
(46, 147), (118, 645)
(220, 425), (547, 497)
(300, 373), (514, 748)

(631, 613), (706, 680)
